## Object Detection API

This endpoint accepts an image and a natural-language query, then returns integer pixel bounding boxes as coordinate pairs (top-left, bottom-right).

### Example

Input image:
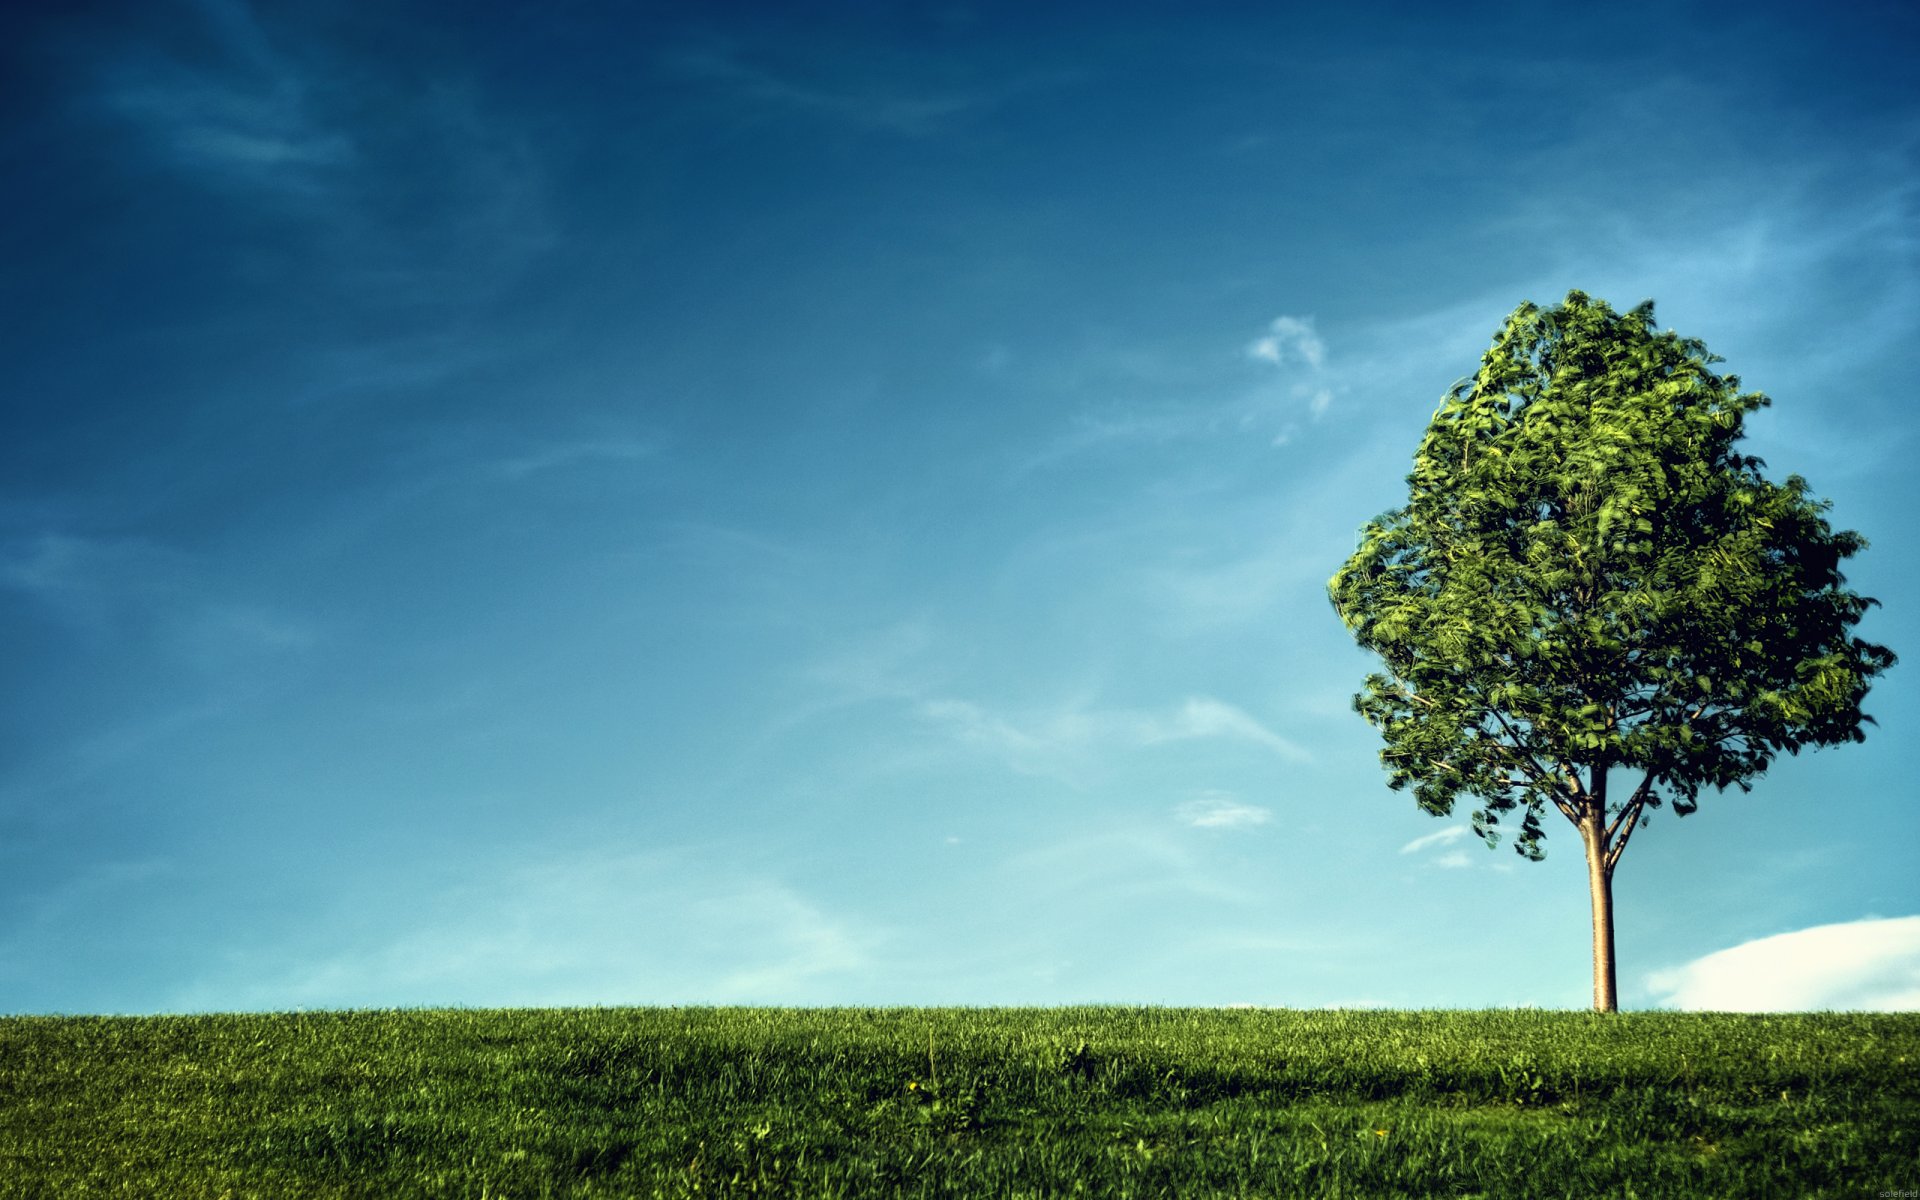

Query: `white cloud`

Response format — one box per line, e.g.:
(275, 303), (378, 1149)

(1145, 697), (1311, 763)
(0, 859), (178, 944)
(665, 44), (1047, 136)
(0, 533), (316, 662)
(917, 693), (1310, 780)
(95, 5), (554, 317)
(1247, 315), (1326, 369)
(496, 438), (656, 480)
(1645, 916), (1920, 1012)
(166, 849), (881, 1010)
(1399, 825), (1479, 870)
(1400, 825), (1469, 855)
(918, 697), (1045, 758)
(100, 32), (356, 202)
(999, 828), (1253, 907)
(0, 533), (185, 605)
(1140, 500), (1359, 635)
(1022, 313), (1341, 466)
(1176, 792), (1273, 829)
(803, 617), (944, 705)
(179, 603), (322, 660)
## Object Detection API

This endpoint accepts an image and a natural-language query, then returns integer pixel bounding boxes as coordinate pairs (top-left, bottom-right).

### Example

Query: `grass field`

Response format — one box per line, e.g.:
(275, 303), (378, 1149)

(2, 1006), (1916, 1197)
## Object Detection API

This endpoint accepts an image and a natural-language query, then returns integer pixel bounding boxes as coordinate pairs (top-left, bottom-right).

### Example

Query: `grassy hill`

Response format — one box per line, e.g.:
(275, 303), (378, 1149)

(3, 1006), (1915, 1197)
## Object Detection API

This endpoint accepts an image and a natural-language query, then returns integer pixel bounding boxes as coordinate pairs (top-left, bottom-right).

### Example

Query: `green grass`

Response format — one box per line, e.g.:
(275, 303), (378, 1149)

(2, 1007), (1915, 1197)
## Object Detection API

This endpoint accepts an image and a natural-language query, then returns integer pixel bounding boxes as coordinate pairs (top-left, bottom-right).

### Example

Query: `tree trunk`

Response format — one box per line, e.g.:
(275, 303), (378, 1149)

(1580, 815), (1619, 1012)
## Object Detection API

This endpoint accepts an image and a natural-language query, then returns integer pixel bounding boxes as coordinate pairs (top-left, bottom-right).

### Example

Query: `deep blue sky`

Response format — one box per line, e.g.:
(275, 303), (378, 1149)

(4, 0), (1916, 1013)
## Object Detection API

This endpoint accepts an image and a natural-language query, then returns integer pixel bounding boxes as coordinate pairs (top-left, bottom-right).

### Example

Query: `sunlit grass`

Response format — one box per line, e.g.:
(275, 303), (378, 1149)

(3, 1007), (1914, 1196)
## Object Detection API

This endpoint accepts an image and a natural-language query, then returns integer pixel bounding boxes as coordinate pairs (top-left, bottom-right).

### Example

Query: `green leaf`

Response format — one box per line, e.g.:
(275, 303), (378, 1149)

(1329, 288), (1896, 858)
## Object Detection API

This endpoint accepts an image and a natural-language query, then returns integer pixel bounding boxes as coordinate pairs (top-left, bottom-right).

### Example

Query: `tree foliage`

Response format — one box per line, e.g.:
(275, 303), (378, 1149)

(1330, 291), (1894, 862)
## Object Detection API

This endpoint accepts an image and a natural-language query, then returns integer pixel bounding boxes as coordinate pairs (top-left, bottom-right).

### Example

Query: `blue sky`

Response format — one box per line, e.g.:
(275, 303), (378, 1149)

(3, 0), (1916, 1014)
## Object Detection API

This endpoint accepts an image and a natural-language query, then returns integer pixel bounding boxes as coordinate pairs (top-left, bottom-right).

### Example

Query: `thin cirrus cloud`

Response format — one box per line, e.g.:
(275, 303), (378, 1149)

(918, 693), (1309, 781)
(1175, 792), (1273, 830)
(663, 44), (1037, 136)
(0, 532), (318, 669)
(162, 849), (881, 1012)
(93, 2), (555, 315)
(2, 533), (196, 640)
(494, 438), (658, 481)
(1399, 825), (1475, 869)
(1399, 825), (1469, 855)
(1645, 916), (1920, 1012)
(1026, 316), (1345, 467)
(1150, 697), (1310, 762)
(0, 534), (186, 608)
(97, 15), (355, 201)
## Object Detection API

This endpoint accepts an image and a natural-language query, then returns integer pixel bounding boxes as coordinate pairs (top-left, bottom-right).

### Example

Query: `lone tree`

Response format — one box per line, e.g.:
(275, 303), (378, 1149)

(1329, 291), (1895, 1012)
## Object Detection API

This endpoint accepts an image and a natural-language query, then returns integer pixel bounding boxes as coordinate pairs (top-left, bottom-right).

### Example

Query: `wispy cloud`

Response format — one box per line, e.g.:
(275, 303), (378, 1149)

(1645, 916), (1920, 1012)
(1147, 697), (1310, 761)
(1175, 791), (1273, 829)
(90, 3), (555, 321)
(664, 43), (1051, 136)
(0, 859), (178, 952)
(1, 531), (317, 665)
(999, 828), (1255, 908)
(1137, 503), (1361, 635)
(1028, 313), (1348, 467)
(97, 0), (354, 203)
(791, 613), (1312, 786)
(5, 703), (230, 806)
(495, 438), (657, 481)
(179, 603), (320, 657)
(1247, 314), (1337, 444)
(0, 533), (185, 613)
(803, 617), (945, 705)
(1399, 825), (1469, 855)
(1247, 315), (1326, 368)
(164, 849), (883, 1010)
(706, 882), (873, 999)
(1400, 825), (1478, 869)
(918, 692), (1309, 782)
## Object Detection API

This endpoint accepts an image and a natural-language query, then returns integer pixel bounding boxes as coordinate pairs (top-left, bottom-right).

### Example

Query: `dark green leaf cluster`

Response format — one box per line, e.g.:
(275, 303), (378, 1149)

(1329, 292), (1894, 856)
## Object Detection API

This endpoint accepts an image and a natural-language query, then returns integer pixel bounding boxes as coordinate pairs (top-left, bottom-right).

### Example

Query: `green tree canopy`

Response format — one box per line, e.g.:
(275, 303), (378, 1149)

(1329, 290), (1894, 1009)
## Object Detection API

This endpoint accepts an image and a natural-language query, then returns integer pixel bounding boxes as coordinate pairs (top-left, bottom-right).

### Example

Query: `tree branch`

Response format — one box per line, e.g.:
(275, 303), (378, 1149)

(1478, 707), (1586, 824)
(1549, 791), (1582, 826)
(1604, 769), (1658, 873)
(1552, 758), (1592, 824)
(1485, 709), (1552, 787)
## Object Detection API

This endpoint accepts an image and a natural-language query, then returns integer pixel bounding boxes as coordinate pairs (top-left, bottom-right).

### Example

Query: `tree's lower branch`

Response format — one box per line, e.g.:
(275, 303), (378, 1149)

(1604, 769), (1658, 873)
(1546, 764), (1585, 826)
(1486, 709), (1555, 789)
(1604, 771), (1655, 844)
